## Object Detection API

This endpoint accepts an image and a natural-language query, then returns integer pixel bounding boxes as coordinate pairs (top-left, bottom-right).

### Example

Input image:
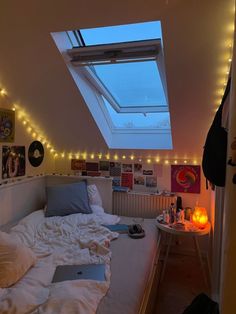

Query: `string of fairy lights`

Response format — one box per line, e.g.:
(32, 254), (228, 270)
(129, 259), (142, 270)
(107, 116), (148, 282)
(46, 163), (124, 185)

(0, 4), (235, 166)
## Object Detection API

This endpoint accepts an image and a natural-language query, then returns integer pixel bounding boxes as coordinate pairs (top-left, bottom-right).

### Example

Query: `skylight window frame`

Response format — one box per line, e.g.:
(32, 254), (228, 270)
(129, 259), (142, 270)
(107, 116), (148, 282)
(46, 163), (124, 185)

(67, 39), (169, 114)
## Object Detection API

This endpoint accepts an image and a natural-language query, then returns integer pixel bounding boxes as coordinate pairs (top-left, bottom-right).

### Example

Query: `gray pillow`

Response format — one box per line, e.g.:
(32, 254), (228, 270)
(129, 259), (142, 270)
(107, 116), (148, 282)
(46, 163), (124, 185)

(45, 181), (92, 217)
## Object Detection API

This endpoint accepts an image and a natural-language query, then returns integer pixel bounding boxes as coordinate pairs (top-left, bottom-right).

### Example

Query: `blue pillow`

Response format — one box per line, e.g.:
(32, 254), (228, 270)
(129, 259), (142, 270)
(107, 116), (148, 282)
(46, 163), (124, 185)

(45, 181), (92, 217)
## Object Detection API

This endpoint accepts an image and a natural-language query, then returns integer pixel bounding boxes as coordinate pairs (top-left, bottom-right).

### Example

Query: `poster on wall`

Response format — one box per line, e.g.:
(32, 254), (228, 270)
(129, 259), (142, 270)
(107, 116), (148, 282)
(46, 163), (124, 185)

(171, 165), (201, 193)
(110, 162), (121, 176)
(122, 163), (133, 172)
(71, 159), (86, 171)
(153, 164), (163, 177)
(2, 146), (25, 179)
(134, 163), (142, 173)
(99, 160), (110, 171)
(146, 176), (157, 187)
(134, 175), (145, 185)
(86, 162), (99, 171)
(121, 172), (133, 189)
(0, 108), (15, 142)
(112, 177), (121, 186)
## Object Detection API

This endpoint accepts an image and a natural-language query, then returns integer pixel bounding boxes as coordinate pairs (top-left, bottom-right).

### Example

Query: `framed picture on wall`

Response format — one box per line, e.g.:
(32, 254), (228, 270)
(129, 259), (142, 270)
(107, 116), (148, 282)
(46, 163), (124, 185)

(171, 165), (201, 193)
(146, 176), (157, 187)
(2, 145), (25, 179)
(0, 108), (15, 142)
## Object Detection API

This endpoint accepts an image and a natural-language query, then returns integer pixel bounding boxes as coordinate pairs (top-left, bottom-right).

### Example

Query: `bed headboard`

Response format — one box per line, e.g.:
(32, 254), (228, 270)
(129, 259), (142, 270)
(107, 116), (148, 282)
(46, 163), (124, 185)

(0, 175), (113, 229)
(0, 176), (46, 228)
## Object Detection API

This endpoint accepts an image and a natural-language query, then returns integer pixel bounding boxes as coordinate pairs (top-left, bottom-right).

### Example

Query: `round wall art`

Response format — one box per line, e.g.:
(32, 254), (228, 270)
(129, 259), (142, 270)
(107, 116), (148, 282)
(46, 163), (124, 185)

(28, 141), (44, 167)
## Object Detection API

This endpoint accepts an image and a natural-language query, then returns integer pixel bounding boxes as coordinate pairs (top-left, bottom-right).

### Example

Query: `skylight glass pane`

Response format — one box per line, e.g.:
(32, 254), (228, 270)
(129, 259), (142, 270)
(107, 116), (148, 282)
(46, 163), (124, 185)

(80, 21), (162, 45)
(94, 61), (166, 107)
(103, 97), (170, 129)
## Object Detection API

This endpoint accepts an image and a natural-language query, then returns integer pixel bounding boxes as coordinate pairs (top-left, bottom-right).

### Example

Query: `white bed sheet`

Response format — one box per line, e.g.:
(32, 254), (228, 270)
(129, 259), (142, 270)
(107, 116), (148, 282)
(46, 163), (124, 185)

(0, 210), (120, 314)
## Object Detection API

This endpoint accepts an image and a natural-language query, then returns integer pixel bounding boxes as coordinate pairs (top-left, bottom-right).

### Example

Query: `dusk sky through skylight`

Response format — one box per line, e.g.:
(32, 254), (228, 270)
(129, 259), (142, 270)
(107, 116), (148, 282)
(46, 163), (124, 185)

(77, 21), (169, 130)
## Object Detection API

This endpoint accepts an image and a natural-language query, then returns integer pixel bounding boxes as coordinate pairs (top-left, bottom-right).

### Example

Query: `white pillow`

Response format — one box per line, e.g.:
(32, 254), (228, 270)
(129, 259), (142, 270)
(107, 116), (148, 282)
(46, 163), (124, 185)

(0, 231), (37, 288)
(90, 204), (105, 215)
(87, 184), (103, 207)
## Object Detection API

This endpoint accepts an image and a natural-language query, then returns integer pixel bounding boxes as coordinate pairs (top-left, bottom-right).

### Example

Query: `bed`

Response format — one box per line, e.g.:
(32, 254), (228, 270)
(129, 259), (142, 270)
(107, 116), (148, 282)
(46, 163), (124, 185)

(0, 175), (161, 314)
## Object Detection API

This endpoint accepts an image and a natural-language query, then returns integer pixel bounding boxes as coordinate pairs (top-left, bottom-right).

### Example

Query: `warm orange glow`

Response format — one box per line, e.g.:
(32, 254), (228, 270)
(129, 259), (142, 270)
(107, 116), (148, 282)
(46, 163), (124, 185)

(192, 207), (208, 228)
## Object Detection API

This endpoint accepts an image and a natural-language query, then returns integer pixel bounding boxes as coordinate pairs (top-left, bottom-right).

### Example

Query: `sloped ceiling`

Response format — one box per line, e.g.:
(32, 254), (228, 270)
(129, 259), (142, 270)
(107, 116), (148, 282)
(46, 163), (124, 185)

(0, 0), (234, 160)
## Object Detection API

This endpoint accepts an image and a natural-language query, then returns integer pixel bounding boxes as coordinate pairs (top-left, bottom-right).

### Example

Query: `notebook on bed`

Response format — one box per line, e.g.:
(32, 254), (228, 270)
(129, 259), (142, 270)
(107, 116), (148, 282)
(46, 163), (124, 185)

(102, 224), (129, 233)
(52, 264), (106, 283)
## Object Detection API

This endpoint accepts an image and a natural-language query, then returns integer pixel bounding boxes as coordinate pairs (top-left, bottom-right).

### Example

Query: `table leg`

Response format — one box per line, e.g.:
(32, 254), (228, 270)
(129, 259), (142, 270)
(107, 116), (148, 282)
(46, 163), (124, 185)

(161, 233), (173, 281)
(193, 236), (208, 287)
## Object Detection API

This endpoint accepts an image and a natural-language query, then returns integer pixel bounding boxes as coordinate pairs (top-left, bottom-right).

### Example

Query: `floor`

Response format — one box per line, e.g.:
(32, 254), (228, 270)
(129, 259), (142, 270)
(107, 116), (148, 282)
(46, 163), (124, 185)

(154, 253), (210, 314)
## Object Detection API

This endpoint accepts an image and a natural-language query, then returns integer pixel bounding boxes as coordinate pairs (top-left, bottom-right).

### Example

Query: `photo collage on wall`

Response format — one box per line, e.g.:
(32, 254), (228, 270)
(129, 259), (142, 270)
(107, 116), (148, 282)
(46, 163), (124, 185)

(0, 108), (25, 179)
(1, 108), (45, 180)
(71, 159), (160, 191)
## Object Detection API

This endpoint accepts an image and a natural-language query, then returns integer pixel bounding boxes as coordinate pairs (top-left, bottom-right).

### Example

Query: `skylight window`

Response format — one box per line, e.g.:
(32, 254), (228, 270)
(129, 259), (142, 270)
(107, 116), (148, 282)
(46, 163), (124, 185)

(92, 61), (166, 110)
(58, 20), (172, 149)
(80, 21), (163, 46)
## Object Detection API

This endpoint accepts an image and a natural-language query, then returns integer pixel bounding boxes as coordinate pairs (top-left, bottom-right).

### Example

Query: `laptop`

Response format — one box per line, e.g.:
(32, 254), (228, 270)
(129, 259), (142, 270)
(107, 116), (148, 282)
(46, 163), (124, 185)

(52, 264), (106, 283)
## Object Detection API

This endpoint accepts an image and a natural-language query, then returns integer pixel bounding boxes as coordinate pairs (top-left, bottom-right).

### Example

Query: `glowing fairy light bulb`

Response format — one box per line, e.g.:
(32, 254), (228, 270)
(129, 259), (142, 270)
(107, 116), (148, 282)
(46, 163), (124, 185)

(0, 88), (7, 96)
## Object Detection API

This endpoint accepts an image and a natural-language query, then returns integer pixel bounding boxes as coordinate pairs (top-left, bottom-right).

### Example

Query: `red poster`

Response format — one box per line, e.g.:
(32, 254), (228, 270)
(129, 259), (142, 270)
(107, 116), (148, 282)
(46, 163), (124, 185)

(121, 173), (133, 189)
(171, 165), (201, 193)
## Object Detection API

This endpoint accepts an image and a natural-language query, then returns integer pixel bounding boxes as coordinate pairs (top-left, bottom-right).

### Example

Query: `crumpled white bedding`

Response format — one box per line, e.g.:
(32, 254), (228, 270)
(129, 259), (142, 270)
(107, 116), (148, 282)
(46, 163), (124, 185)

(0, 210), (120, 314)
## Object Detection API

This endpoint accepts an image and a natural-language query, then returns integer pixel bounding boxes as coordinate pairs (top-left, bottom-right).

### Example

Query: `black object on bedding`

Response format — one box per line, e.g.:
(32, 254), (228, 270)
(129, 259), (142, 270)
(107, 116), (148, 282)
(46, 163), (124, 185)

(128, 224), (145, 239)
(45, 181), (92, 217)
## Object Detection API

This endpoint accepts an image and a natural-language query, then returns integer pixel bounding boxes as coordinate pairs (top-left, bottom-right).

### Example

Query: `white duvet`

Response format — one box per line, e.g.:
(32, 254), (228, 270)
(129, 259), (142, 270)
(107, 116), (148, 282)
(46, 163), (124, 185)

(0, 209), (120, 314)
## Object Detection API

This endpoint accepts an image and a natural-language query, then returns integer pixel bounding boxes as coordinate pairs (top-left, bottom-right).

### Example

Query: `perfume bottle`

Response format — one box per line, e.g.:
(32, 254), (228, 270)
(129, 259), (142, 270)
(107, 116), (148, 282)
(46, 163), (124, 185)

(169, 203), (176, 224)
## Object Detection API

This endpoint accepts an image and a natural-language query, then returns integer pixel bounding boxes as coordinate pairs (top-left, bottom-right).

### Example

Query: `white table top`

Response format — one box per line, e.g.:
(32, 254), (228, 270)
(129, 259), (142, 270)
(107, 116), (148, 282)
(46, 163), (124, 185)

(156, 215), (211, 236)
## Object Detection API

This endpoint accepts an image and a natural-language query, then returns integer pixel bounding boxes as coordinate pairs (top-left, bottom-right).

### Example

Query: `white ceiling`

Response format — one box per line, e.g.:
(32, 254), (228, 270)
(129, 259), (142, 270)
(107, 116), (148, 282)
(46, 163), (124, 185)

(0, 0), (234, 161)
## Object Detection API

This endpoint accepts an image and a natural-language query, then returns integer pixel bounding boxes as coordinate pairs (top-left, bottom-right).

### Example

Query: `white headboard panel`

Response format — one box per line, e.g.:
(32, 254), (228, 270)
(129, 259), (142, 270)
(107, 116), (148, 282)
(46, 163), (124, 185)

(0, 176), (46, 228)
(45, 175), (113, 214)
(0, 175), (113, 229)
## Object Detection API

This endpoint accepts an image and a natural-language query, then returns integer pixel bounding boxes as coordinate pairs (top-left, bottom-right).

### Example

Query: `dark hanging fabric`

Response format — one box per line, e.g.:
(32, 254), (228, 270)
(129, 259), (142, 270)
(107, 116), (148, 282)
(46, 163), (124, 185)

(182, 293), (219, 314)
(202, 77), (231, 187)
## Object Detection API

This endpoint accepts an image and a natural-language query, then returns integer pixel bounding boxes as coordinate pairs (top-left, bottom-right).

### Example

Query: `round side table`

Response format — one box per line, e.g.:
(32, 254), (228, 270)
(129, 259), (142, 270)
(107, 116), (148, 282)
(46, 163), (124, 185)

(156, 215), (211, 286)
